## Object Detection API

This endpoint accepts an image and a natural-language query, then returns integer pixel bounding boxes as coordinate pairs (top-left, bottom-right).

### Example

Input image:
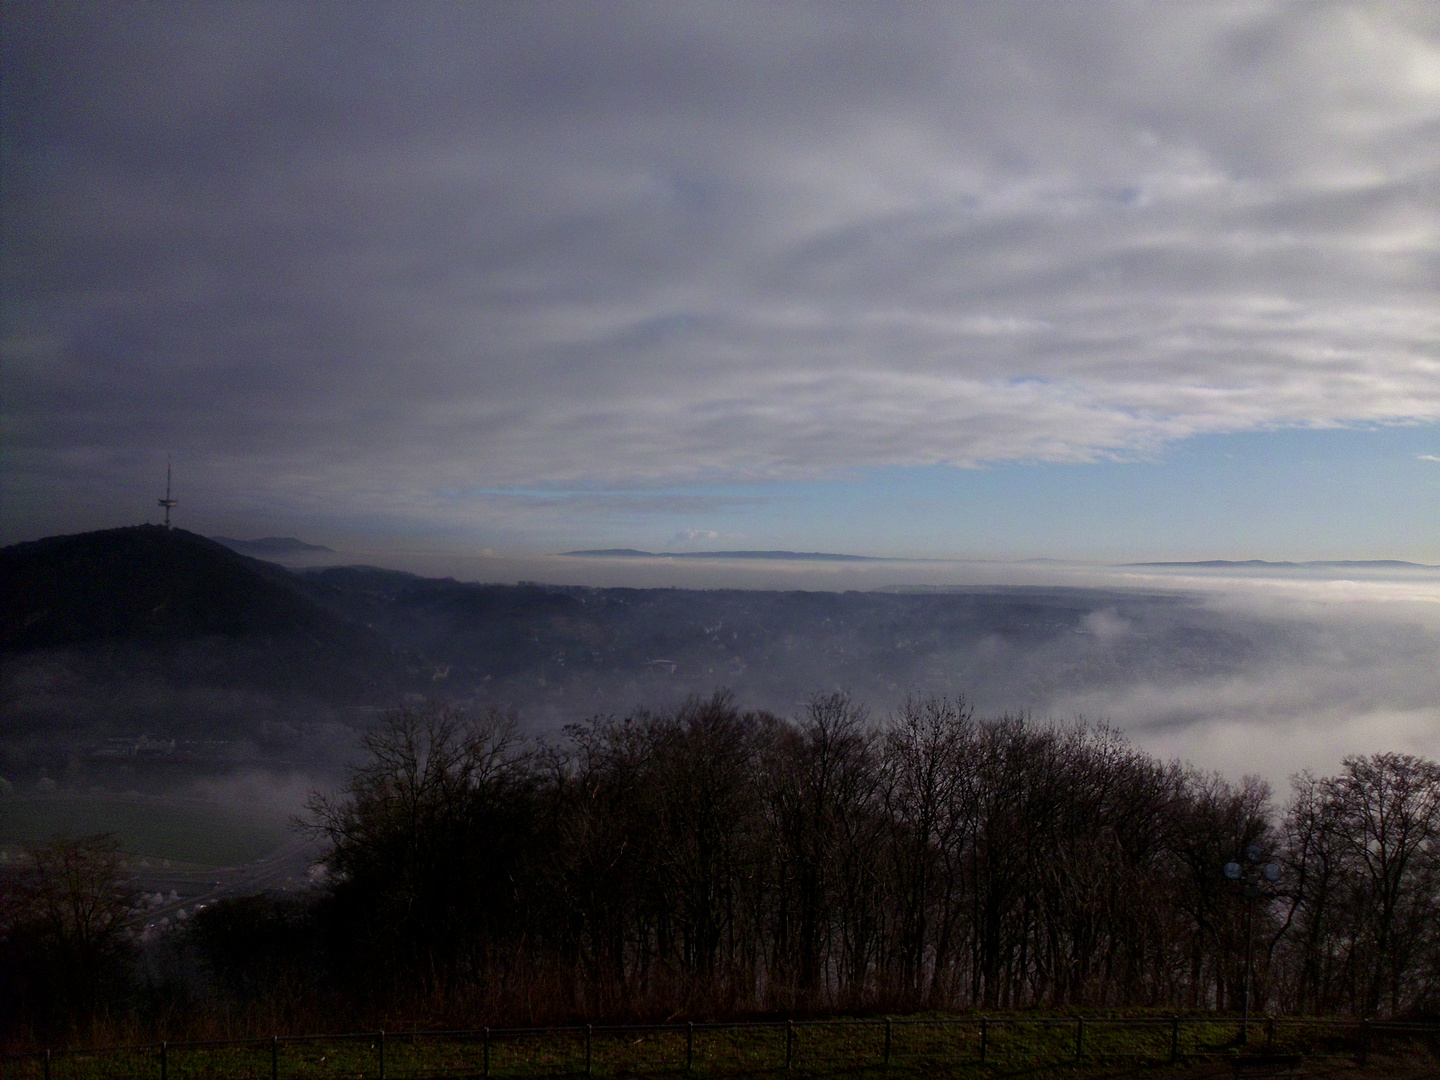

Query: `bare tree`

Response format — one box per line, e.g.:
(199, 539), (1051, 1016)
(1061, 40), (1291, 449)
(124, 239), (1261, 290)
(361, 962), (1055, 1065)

(1325, 754), (1440, 1016)
(880, 695), (975, 1005)
(762, 691), (878, 1004)
(302, 705), (534, 993)
(2, 833), (137, 1032)
(1277, 771), (1350, 1013)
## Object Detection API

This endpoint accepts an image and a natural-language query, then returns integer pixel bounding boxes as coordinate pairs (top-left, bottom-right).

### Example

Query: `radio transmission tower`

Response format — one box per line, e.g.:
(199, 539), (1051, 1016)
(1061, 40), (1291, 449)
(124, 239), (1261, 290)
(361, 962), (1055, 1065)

(158, 459), (178, 528)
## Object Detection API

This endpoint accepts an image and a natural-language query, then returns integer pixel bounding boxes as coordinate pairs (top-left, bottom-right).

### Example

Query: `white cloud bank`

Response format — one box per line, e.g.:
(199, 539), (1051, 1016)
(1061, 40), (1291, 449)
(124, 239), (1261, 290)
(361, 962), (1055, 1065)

(1044, 570), (1440, 788)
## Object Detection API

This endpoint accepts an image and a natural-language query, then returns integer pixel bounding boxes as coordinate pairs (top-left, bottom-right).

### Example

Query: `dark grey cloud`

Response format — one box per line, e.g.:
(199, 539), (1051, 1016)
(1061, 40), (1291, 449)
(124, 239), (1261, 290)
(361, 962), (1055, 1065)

(3, 1), (1438, 541)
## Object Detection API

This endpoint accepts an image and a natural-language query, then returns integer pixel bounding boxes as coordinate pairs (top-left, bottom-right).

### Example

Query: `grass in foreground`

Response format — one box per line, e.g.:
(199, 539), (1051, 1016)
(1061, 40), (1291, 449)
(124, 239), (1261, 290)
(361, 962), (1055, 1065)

(8, 1017), (1436, 1080)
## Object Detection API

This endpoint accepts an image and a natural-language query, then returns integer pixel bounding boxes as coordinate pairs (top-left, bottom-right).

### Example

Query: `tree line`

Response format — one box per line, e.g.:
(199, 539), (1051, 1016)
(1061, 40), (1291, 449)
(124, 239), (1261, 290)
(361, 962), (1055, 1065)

(4, 692), (1438, 1039)
(303, 693), (1439, 1021)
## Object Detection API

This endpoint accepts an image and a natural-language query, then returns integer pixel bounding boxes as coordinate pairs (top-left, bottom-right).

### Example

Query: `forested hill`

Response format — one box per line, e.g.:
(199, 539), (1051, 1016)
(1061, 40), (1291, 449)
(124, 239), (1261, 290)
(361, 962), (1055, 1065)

(0, 527), (405, 741)
(2, 526), (345, 648)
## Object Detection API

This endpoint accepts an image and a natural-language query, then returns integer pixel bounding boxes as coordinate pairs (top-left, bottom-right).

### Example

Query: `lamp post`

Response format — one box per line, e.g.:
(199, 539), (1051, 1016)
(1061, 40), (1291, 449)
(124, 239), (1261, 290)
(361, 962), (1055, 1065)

(1223, 845), (1282, 1046)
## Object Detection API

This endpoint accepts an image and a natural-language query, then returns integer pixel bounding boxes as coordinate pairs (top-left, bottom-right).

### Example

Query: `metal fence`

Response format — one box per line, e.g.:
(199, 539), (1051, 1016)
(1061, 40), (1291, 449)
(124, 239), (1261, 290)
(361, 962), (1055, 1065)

(4, 1016), (1436, 1078)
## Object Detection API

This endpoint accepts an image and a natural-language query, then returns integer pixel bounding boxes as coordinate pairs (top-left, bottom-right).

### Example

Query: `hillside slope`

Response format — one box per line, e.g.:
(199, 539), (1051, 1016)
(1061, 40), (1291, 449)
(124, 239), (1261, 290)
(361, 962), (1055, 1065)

(3, 526), (344, 648)
(294, 566), (1261, 726)
(1, 528), (407, 761)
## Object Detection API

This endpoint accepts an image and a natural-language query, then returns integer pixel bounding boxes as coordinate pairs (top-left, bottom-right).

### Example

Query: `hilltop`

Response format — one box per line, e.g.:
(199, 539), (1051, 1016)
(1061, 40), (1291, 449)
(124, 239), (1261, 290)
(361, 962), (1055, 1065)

(1, 528), (406, 769)
(4, 526), (343, 648)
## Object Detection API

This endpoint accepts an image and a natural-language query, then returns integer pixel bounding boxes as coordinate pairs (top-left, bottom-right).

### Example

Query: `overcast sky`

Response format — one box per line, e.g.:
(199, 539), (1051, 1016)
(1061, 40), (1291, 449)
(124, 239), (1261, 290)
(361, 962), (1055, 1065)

(3, 1), (1438, 564)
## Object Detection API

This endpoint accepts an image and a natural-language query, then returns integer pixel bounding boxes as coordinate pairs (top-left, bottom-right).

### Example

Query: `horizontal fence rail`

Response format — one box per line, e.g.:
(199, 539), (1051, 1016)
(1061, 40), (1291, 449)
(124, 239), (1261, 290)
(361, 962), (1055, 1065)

(4, 1016), (1437, 1078)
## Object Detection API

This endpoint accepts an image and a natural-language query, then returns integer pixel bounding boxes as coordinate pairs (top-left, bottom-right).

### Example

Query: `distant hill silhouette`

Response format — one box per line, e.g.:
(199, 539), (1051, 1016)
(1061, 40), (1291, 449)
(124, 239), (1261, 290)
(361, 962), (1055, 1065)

(562, 548), (886, 561)
(1124, 559), (1438, 569)
(211, 536), (335, 556)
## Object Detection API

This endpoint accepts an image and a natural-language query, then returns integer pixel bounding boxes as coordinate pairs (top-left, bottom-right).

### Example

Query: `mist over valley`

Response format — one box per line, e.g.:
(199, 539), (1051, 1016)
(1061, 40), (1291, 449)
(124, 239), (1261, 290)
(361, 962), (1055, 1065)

(5, 526), (1436, 819)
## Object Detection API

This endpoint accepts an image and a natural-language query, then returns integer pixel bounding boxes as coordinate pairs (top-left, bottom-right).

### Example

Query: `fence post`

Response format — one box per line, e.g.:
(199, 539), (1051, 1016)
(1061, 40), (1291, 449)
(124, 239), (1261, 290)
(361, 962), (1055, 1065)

(786, 1020), (794, 1072)
(1360, 1019), (1371, 1066)
(979, 1017), (987, 1064)
(44, 1048), (51, 1080)
(1170, 1016), (1180, 1064)
(884, 1018), (892, 1067)
(586, 1023), (593, 1077)
(686, 1021), (694, 1073)
(161, 1040), (168, 1080)
(1265, 1016), (1274, 1052)
(483, 1027), (490, 1078)
(1075, 1017), (1084, 1064)
(379, 1030), (385, 1080)
(271, 1035), (278, 1080)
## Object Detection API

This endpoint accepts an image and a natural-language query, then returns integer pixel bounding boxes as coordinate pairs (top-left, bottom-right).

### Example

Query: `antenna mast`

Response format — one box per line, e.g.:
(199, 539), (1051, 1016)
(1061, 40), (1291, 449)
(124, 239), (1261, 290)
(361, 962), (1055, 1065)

(158, 458), (178, 529)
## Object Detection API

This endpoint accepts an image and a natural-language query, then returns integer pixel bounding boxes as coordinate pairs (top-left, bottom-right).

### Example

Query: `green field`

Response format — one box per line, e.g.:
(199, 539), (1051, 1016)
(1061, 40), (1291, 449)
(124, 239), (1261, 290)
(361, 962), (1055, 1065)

(0, 795), (289, 867)
(5, 1016), (1435, 1080)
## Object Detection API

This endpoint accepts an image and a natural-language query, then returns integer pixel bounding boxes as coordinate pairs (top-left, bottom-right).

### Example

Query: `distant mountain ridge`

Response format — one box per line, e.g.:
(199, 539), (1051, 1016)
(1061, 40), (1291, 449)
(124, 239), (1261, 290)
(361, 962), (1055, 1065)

(212, 535), (334, 555)
(563, 551), (1438, 568)
(1125, 559), (1439, 569)
(562, 548), (885, 561)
